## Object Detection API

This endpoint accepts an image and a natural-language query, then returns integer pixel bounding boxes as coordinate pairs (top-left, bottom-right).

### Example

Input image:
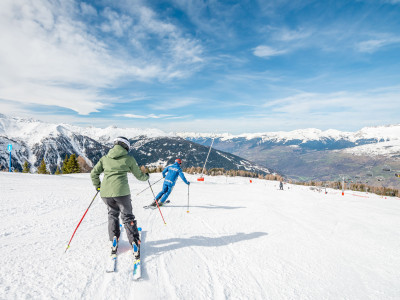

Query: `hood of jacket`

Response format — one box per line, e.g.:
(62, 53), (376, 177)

(107, 144), (128, 159)
(173, 162), (182, 169)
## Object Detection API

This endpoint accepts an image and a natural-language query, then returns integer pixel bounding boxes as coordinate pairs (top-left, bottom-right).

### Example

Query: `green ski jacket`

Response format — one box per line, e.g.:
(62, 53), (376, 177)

(91, 145), (149, 197)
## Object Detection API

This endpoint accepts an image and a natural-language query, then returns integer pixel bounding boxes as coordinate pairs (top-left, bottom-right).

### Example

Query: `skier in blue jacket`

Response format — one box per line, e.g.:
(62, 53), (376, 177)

(148, 158), (190, 207)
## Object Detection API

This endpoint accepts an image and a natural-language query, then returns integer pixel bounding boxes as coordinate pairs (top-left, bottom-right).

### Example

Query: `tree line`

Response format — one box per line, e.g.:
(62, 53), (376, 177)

(141, 165), (398, 197)
(293, 180), (399, 197)
(140, 165), (283, 180)
(17, 154), (81, 174)
(8, 158), (399, 198)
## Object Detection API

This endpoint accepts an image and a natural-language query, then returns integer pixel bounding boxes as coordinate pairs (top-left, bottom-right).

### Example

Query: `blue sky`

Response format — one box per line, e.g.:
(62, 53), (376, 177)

(0, 0), (399, 133)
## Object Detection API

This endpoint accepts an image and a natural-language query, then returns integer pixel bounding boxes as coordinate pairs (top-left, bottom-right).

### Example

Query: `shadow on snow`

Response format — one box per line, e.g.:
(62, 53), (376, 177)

(115, 231), (267, 280)
(146, 231), (267, 256)
(163, 204), (246, 210)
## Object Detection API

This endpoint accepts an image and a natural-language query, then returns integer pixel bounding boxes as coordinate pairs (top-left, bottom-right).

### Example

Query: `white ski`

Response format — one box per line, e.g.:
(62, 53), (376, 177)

(133, 227), (142, 280)
(133, 258), (141, 280)
(106, 254), (117, 273)
(106, 235), (118, 273)
(143, 200), (170, 209)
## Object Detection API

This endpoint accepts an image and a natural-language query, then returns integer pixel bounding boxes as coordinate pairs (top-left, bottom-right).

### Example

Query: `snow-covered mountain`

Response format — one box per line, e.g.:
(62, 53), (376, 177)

(177, 125), (400, 188)
(0, 114), (270, 174)
(0, 113), (168, 146)
(177, 124), (400, 156)
(1, 113), (399, 187)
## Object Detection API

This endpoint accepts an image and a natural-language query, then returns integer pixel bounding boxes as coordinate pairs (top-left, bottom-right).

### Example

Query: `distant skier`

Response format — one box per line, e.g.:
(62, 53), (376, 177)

(148, 158), (190, 207)
(279, 180), (284, 190)
(91, 136), (149, 258)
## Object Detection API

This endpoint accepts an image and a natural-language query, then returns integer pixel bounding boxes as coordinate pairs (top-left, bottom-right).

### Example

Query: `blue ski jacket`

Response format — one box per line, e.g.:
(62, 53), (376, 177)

(162, 162), (189, 186)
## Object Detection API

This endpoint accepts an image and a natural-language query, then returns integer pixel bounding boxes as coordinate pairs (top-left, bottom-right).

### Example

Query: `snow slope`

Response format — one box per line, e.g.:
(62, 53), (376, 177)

(0, 173), (399, 300)
(343, 139), (400, 156)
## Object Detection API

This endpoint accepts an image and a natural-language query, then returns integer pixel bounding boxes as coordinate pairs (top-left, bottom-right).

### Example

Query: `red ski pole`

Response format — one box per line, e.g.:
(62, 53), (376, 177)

(148, 180), (167, 225)
(65, 191), (99, 253)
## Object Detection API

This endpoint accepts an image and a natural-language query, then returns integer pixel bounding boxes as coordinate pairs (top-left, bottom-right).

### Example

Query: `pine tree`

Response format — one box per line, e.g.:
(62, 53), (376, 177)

(37, 158), (49, 174)
(55, 166), (61, 175)
(22, 161), (30, 173)
(61, 154), (69, 174)
(67, 154), (80, 173)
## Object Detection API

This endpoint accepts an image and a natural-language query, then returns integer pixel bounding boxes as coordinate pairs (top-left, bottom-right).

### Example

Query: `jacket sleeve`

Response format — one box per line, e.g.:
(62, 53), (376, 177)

(129, 157), (149, 181)
(162, 166), (169, 178)
(179, 170), (189, 185)
(90, 158), (104, 188)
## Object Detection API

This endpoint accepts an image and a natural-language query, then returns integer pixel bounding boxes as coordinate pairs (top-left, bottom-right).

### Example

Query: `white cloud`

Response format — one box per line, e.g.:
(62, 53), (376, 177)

(80, 3), (97, 16)
(271, 27), (312, 42)
(0, 0), (204, 115)
(253, 45), (287, 58)
(262, 87), (400, 123)
(150, 98), (200, 110)
(118, 113), (172, 119)
(100, 8), (132, 37)
(357, 37), (400, 53)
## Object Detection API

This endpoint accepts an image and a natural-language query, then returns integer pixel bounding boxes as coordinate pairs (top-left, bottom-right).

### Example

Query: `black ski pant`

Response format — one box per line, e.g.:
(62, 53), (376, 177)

(102, 195), (139, 245)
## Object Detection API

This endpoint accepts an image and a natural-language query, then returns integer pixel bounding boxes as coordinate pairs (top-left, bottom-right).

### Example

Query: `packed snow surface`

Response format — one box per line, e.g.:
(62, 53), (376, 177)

(1, 173), (399, 300)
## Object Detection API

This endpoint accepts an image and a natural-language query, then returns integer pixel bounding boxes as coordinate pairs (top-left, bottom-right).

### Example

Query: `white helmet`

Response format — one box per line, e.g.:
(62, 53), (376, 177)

(113, 136), (130, 151)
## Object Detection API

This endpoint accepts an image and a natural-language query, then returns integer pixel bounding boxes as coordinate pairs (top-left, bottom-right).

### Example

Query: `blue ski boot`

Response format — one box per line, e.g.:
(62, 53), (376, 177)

(111, 236), (118, 255)
(132, 240), (140, 259)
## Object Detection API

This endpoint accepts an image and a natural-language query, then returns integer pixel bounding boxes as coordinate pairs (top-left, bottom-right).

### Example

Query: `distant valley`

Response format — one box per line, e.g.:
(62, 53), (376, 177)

(179, 126), (400, 189)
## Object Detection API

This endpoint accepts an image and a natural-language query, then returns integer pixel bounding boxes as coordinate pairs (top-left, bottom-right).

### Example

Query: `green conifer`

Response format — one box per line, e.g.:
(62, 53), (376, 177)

(55, 166), (61, 175)
(37, 158), (49, 174)
(61, 154), (69, 174)
(22, 161), (30, 173)
(67, 154), (80, 173)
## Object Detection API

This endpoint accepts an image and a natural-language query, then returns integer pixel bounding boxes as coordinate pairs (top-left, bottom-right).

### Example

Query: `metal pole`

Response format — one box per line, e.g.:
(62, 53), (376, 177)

(201, 137), (215, 177)
(65, 191), (99, 253)
(136, 177), (163, 196)
(148, 180), (167, 225)
(342, 176), (344, 195)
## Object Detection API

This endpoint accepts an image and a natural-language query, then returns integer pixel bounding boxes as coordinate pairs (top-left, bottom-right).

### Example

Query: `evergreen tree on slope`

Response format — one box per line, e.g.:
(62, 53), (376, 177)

(37, 158), (49, 174)
(22, 161), (30, 173)
(55, 166), (61, 175)
(67, 154), (80, 173)
(61, 154), (69, 174)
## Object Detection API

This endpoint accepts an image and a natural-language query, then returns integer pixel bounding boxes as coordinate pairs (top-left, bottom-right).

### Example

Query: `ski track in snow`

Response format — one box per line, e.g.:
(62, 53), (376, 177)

(1, 173), (400, 300)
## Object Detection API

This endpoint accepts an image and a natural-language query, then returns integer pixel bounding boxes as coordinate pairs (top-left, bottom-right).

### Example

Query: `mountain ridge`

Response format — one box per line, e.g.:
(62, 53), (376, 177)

(0, 114), (270, 175)
(1, 114), (399, 188)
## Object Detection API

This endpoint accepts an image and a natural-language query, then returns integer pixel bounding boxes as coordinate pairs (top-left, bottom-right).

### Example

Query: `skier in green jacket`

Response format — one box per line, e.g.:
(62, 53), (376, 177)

(91, 136), (149, 258)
